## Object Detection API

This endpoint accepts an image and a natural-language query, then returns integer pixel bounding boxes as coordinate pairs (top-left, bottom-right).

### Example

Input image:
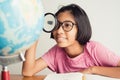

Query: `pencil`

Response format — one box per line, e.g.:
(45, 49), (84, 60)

(82, 74), (86, 80)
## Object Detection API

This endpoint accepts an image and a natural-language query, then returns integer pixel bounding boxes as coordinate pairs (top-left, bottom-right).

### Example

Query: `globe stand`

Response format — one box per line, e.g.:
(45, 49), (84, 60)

(0, 53), (25, 80)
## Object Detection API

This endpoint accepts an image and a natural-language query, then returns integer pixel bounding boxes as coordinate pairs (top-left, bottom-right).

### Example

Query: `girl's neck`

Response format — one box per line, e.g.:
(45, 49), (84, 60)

(64, 41), (84, 58)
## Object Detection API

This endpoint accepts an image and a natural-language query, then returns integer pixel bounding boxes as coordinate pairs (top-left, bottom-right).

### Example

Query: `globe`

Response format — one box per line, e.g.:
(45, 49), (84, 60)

(0, 0), (44, 56)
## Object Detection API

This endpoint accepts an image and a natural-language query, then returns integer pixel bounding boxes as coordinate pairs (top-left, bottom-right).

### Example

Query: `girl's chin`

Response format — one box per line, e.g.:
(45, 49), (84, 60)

(57, 43), (68, 47)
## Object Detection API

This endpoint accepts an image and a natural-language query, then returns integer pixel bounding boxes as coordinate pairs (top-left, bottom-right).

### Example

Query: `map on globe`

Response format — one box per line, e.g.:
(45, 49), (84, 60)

(0, 0), (44, 56)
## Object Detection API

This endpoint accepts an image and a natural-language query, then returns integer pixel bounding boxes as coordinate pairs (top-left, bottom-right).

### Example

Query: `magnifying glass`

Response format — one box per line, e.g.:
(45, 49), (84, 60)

(43, 13), (57, 33)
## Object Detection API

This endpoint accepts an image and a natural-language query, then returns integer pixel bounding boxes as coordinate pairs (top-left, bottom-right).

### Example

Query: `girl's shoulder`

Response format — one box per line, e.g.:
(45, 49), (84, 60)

(86, 40), (103, 47)
(48, 44), (64, 54)
(85, 40), (107, 51)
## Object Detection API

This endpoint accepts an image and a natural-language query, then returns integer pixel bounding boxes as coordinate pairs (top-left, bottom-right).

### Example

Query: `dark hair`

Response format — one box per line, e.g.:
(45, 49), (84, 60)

(51, 4), (92, 45)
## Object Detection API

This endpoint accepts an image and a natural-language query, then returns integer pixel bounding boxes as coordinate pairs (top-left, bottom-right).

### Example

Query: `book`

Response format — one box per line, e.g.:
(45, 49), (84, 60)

(44, 72), (120, 80)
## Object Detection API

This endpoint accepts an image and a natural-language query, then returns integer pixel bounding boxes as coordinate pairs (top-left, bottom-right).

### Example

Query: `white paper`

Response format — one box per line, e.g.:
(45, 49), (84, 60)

(86, 74), (120, 80)
(44, 72), (83, 80)
(44, 72), (120, 80)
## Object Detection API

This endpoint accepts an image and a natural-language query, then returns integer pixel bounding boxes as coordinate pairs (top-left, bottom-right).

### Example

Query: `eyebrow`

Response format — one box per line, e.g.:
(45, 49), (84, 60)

(58, 20), (76, 24)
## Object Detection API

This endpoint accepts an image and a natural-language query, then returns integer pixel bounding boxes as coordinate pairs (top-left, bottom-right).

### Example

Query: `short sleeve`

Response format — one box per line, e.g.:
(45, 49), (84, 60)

(88, 41), (120, 66)
(41, 45), (57, 72)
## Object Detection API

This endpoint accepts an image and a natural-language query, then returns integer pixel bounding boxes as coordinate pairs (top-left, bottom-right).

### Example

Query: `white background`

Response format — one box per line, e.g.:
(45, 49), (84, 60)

(0, 0), (120, 75)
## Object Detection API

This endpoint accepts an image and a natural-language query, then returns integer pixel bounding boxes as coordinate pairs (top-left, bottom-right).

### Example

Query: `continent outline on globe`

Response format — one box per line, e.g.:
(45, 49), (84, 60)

(0, 0), (44, 56)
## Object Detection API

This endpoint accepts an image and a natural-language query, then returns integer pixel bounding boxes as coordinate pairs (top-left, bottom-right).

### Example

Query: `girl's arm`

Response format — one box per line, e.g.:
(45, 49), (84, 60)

(81, 61), (120, 78)
(22, 41), (48, 76)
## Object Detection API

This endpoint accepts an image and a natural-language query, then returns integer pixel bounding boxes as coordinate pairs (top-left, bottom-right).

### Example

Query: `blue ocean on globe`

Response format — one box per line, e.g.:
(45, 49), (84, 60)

(0, 0), (44, 56)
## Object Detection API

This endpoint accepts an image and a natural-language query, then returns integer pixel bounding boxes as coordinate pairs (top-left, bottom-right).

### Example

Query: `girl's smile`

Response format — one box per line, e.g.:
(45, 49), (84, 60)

(53, 11), (78, 47)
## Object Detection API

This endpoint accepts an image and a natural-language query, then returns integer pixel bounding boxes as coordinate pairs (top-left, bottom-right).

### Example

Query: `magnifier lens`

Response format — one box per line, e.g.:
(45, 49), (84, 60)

(44, 13), (56, 33)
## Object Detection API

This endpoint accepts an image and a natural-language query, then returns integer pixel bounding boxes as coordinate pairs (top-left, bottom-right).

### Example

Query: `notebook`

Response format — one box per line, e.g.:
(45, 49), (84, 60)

(44, 72), (120, 80)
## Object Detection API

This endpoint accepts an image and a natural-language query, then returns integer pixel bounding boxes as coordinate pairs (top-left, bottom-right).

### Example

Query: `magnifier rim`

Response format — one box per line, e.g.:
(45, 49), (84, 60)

(43, 13), (57, 33)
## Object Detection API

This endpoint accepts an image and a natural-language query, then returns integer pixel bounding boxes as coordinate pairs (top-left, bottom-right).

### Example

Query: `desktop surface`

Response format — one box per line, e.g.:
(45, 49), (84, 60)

(0, 74), (46, 80)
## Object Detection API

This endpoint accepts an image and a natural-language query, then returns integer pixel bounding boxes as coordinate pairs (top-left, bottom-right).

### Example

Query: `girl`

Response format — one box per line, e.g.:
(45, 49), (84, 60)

(22, 4), (120, 78)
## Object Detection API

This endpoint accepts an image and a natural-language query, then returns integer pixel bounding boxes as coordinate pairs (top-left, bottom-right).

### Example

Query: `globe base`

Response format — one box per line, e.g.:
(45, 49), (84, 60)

(0, 53), (25, 80)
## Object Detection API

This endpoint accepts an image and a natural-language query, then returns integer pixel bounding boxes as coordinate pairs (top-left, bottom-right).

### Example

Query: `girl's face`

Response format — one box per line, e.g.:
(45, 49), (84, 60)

(53, 11), (78, 47)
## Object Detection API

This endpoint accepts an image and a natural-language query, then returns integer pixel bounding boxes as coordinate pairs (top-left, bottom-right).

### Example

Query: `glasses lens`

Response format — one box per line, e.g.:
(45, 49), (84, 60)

(43, 13), (56, 33)
(62, 22), (73, 31)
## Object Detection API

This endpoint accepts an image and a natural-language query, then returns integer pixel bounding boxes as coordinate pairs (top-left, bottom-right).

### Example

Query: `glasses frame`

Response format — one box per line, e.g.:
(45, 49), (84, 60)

(55, 21), (76, 32)
(43, 13), (76, 33)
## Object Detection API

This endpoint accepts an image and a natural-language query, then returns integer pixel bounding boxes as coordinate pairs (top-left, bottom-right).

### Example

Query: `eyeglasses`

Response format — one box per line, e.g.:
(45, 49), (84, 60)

(54, 21), (76, 32)
(43, 13), (76, 33)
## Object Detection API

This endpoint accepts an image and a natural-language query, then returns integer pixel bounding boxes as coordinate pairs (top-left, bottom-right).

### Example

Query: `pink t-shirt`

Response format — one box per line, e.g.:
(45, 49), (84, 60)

(41, 41), (120, 73)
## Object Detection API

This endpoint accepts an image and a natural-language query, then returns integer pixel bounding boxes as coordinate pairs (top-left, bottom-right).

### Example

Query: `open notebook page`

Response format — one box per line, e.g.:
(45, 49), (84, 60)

(44, 72), (120, 80)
